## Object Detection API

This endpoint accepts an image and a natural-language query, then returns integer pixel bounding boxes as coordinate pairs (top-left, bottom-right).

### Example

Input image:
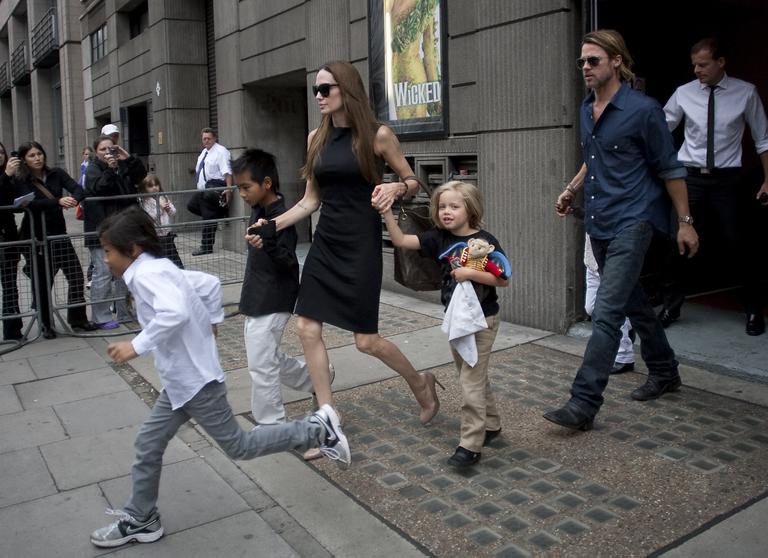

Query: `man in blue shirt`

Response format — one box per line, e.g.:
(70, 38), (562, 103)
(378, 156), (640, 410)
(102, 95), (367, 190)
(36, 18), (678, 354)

(544, 30), (699, 430)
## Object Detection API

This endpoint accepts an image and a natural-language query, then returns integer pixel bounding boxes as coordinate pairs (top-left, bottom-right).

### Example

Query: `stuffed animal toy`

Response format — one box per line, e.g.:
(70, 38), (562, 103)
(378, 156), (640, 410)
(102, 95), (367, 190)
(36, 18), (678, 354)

(439, 238), (512, 279)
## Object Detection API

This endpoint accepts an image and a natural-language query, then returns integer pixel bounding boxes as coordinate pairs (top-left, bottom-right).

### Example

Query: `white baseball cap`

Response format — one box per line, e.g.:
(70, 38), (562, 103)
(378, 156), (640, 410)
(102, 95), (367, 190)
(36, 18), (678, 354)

(101, 124), (119, 136)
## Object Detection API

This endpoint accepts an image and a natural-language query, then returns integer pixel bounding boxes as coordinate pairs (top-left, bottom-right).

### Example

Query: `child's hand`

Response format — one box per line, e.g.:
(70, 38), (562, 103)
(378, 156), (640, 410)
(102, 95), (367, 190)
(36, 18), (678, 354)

(162, 200), (171, 211)
(451, 266), (473, 283)
(107, 341), (138, 364)
(244, 232), (263, 249)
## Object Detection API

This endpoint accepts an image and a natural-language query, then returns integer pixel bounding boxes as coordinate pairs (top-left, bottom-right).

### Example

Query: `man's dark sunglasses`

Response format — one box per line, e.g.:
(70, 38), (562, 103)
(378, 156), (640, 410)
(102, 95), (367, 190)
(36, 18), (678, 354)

(576, 56), (603, 69)
(312, 83), (339, 97)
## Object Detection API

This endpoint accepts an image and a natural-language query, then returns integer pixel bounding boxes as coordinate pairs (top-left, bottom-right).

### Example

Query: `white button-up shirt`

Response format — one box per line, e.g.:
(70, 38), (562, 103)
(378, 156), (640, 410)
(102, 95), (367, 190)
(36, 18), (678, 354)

(124, 253), (225, 409)
(664, 74), (768, 168)
(195, 142), (232, 190)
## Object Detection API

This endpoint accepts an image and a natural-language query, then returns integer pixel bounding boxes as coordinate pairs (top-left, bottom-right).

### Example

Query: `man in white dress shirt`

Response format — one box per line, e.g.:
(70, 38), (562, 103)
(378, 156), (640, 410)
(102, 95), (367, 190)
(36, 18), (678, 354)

(660, 38), (767, 336)
(187, 128), (232, 255)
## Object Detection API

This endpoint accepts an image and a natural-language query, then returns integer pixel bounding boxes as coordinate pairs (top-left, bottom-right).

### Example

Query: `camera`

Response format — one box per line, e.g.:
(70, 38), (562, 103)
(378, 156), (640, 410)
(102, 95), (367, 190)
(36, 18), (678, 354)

(9, 151), (18, 158)
(107, 146), (117, 156)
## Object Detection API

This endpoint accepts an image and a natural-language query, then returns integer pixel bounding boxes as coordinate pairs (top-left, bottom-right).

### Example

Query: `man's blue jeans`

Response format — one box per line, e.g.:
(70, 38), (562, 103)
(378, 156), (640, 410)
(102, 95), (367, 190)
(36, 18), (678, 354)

(570, 221), (679, 415)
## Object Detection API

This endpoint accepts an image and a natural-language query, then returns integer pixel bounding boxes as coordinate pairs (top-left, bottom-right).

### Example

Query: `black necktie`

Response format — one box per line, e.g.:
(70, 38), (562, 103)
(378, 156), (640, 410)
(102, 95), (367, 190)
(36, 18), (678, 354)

(706, 85), (717, 170)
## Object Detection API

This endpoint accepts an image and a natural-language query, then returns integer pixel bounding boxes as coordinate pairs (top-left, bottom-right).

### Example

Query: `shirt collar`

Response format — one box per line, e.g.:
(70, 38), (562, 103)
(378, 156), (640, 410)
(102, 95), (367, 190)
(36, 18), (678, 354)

(122, 252), (154, 287)
(699, 73), (728, 90)
(583, 81), (630, 111)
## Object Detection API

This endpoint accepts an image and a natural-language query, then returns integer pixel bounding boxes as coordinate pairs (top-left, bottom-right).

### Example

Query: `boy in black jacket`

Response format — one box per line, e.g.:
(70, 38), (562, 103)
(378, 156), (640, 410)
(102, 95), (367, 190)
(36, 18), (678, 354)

(234, 149), (314, 426)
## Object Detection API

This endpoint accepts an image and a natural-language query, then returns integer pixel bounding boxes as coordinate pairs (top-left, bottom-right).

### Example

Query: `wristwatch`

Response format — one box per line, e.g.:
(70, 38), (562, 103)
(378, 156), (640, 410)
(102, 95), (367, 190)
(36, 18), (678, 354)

(678, 215), (694, 225)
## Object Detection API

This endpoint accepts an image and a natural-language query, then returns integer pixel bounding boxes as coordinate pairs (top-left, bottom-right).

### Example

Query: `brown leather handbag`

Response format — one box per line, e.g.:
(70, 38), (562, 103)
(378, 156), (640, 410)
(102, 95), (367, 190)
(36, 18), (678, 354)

(393, 177), (442, 291)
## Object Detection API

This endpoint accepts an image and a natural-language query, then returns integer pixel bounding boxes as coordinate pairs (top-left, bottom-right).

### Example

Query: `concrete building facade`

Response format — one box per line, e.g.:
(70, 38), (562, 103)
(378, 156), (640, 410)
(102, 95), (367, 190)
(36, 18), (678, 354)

(0, 0), (85, 176)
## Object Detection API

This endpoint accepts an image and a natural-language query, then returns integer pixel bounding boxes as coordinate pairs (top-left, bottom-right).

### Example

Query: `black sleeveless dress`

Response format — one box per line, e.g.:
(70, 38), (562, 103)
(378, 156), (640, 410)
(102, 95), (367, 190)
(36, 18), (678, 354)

(295, 126), (382, 333)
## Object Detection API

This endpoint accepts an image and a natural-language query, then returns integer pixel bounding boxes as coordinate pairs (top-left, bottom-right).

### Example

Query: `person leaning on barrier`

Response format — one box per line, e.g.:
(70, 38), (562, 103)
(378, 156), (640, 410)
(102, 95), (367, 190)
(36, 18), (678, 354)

(83, 135), (145, 330)
(0, 141), (24, 340)
(5, 142), (96, 339)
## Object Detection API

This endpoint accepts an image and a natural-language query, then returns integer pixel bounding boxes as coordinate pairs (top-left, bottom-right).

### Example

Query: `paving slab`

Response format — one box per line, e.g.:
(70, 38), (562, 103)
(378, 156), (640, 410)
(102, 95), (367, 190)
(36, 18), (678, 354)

(109, 510), (298, 557)
(100, 458), (250, 536)
(0, 447), (58, 507)
(238, 452), (426, 558)
(659, 495), (768, 558)
(0, 335), (91, 361)
(54, 390), (151, 437)
(0, 406), (67, 454)
(0, 383), (22, 414)
(300, 344), (768, 557)
(41, 425), (195, 490)
(0, 357), (35, 385)
(28, 346), (111, 379)
(15, 367), (129, 408)
(0, 484), (110, 558)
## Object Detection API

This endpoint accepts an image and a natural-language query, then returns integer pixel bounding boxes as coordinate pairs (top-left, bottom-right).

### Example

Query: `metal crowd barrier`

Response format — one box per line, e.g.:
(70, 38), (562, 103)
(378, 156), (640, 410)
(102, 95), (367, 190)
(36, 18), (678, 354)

(44, 188), (248, 338)
(0, 206), (42, 355)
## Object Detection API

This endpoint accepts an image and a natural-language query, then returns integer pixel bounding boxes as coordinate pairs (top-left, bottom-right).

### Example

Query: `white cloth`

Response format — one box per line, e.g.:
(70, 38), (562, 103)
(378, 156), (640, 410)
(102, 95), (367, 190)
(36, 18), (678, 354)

(141, 195), (176, 236)
(195, 142), (232, 190)
(583, 233), (599, 273)
(124, 253), (225, 409)
(244, 313), (312, 425)
(664, 74), (768, 168)
(585, 267), (635, 364)
(442, 281), (488, 367)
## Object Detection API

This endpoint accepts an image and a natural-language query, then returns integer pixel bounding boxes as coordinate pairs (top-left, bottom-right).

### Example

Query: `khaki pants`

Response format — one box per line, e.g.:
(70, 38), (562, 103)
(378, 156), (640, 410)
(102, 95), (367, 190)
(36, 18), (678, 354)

(451, 313), (501, 453)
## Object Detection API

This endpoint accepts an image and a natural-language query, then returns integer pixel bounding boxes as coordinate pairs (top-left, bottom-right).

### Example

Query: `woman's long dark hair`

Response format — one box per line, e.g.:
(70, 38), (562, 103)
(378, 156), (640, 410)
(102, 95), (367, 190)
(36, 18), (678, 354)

(0, 141), (7, 174)
(302, 61), (382, 185)
(16, 141), (50, 179)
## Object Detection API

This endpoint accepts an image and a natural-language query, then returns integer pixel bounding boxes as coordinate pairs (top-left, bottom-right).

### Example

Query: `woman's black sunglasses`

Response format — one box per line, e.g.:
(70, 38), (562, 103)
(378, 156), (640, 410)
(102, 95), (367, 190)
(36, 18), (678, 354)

(312, 83), (339, 97)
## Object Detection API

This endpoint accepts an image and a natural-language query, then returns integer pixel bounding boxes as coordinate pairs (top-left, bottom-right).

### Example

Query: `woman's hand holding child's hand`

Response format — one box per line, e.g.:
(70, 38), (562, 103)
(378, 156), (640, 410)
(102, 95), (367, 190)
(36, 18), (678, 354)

(107, 341), (138, 364)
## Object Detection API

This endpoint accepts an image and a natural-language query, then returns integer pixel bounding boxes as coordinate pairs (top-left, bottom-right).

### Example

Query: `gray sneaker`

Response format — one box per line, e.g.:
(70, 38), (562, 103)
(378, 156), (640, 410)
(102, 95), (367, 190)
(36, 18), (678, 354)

(90, 509), (164, 548)
(310, 404), (351, 469)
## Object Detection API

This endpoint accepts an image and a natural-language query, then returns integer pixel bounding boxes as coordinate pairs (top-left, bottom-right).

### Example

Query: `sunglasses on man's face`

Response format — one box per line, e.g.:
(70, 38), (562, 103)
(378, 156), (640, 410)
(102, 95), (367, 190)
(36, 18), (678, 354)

(312, 83), (339, 97)
(576, 56), (604, 69)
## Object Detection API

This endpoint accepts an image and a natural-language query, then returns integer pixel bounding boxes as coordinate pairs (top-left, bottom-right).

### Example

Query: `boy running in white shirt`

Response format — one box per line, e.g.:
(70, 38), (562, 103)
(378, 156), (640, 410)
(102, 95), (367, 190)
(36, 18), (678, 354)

(89, 206), (349, 548)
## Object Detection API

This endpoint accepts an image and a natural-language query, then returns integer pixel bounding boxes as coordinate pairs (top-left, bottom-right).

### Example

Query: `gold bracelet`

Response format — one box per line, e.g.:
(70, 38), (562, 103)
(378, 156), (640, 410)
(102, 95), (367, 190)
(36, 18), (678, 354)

(297, 201), (307, 211)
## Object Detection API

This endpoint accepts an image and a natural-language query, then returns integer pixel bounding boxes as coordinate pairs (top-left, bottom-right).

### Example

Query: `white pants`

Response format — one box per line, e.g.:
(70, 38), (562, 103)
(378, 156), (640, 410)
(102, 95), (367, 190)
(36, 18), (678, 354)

(585, 268), (634, 364)
(244, 313), (313, 425)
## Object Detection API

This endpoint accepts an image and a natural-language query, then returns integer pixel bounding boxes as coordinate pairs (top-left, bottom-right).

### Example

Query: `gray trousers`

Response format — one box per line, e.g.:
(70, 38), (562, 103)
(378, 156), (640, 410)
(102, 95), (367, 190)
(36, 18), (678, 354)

(123, 380), (322, 520)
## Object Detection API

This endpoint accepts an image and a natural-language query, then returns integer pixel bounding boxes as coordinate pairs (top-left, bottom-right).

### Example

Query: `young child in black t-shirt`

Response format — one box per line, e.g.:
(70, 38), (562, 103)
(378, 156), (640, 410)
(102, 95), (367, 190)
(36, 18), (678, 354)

(382, 180), (510, 467)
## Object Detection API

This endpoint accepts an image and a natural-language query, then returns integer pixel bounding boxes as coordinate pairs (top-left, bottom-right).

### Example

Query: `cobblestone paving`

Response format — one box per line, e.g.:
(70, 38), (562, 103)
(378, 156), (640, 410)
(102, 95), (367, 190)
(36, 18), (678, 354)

(215, 304), (442, 372)
(294, 344), (768, 557)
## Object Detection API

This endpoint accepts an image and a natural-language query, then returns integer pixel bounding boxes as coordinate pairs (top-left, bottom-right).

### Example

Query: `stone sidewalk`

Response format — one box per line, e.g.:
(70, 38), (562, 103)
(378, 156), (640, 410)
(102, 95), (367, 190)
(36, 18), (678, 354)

(1, 289), (767, 557)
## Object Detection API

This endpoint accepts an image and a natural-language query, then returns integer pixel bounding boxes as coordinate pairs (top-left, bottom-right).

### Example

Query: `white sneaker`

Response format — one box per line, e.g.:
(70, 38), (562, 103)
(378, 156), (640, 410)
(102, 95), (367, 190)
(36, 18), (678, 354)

(90, 509), (164, 548)
(310, 404), (350, 469)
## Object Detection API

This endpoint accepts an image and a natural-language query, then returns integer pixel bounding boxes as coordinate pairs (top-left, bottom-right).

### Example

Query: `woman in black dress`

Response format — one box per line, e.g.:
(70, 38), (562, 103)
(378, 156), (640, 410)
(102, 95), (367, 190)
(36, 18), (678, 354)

(255, 61), (441, 428)
(10, 141), (95, 338)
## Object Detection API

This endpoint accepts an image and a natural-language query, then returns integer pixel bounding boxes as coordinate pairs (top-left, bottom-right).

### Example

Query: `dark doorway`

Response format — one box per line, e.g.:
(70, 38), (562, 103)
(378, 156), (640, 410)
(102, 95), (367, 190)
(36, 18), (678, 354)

(126, 102), (150, 158)
(593, 0), (768, 305)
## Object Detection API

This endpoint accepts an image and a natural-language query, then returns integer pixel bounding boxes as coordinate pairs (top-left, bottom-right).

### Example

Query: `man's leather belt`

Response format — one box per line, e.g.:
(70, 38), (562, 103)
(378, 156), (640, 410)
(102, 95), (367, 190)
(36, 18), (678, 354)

(686, 166), (741, 176)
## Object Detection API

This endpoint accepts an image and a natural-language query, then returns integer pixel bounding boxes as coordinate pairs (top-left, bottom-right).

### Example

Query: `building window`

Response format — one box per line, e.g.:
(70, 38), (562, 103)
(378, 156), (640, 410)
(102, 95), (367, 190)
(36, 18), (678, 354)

(128, 2), (149, 39)
(90, 24), (107, 62)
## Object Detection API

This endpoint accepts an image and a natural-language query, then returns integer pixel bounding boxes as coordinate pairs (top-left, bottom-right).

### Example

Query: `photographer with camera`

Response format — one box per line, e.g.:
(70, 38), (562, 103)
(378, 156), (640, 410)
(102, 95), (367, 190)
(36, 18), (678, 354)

(83, 135), (145, 329)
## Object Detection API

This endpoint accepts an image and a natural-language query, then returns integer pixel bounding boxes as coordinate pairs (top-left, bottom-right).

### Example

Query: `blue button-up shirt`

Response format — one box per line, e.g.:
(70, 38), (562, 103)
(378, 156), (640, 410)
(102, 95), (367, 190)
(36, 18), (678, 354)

(581, 82), (686, 240)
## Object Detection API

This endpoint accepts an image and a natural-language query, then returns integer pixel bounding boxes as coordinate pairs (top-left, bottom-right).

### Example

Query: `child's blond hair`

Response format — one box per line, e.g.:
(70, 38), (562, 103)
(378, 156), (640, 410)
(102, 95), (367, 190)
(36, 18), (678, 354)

(430, 180), (484, 230)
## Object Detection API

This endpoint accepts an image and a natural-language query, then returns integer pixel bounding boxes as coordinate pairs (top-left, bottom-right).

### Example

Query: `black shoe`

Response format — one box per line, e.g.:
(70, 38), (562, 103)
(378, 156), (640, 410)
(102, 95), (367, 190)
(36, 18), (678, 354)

(71, 321), (99, 332)
(42, 327), (57, 340)
(630, 376), (682, 401)
(483, 428), (502, 446)
(192, 247), (213, 256)
(657, 309), (679, 328)
(611, 362), (635, 375)
(746, 313), (765, 336)
(542, 403), (594, 431)
(447, 446), (481, 467)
